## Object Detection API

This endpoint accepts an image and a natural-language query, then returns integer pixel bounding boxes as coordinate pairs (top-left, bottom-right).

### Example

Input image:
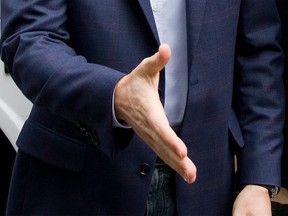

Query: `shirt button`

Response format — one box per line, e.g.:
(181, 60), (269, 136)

(151, 3), (159, 12)
(139, 163), (151, 176)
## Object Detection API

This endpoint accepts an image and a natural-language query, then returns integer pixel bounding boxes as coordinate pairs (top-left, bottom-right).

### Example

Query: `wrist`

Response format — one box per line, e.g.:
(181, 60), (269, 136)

(244, 184), (279, 198)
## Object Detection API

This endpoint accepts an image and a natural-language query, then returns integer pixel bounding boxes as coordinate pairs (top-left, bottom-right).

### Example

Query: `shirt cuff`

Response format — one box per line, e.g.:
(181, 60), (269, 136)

(112, 87), (131, 129)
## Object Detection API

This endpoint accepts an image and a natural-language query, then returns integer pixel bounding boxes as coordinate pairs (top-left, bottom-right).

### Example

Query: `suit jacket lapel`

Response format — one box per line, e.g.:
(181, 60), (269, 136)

(138, 0), (160, 44)
(186, 0), (207, 68)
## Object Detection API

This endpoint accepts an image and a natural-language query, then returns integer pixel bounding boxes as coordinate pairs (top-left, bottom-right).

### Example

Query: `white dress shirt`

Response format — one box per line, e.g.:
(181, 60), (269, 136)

(150, 0), (188, 127)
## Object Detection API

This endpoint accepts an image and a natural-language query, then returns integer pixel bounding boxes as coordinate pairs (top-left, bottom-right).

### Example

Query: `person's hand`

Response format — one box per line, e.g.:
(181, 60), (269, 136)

(233, 185), (272, 216)
(114, 44), (196, 184)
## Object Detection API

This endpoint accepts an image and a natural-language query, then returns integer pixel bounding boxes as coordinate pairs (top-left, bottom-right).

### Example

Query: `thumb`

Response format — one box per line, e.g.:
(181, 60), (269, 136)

(139, 43), (171, 77)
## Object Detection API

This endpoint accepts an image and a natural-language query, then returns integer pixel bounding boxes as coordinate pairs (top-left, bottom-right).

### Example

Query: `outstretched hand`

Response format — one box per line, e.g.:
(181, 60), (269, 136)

(114, 44), (197, 184)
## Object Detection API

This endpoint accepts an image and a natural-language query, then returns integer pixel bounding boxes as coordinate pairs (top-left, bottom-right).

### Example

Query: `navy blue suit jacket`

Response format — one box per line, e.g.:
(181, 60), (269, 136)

(1, 0), (285, 215)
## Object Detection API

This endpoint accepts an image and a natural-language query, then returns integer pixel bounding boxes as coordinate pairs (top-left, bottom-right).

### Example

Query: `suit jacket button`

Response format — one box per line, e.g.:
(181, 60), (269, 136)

(139, 163), (151, 175)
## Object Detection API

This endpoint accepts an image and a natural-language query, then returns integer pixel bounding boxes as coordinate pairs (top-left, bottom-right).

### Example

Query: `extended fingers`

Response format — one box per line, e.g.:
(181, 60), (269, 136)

(165, 144), (197, 184)
(152, 125), (197, 184)
(181, 157), (197, 184)
(162, 152), (197, 184)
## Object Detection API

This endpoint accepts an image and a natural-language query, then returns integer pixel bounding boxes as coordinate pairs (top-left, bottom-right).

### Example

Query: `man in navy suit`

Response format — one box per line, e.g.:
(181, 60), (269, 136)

(1, 0), (285, 215)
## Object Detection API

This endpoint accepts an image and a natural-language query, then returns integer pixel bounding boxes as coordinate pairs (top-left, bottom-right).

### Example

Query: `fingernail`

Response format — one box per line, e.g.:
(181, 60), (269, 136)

(183, 174), (189, 183)
(183, 174), (195, 184)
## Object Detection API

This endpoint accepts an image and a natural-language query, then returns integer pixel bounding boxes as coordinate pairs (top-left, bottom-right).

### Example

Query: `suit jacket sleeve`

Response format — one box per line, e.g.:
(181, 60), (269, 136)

(234, 0), (285, 186)
(0, 0), (129, 157)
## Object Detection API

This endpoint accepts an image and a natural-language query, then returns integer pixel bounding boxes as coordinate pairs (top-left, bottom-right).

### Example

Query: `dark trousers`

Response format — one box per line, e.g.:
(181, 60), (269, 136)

(146, 165), (177, 216)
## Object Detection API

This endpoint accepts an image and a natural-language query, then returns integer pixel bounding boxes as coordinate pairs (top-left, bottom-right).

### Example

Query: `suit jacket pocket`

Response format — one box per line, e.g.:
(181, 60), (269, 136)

(229, 109), (244, 147)
(17, 119), (86, 173)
